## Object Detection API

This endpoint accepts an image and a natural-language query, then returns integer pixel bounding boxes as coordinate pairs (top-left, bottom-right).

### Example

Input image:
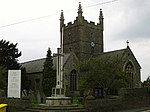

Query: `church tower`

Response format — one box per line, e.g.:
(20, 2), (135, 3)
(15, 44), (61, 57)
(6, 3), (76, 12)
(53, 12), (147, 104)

(62, 2), (104, 61)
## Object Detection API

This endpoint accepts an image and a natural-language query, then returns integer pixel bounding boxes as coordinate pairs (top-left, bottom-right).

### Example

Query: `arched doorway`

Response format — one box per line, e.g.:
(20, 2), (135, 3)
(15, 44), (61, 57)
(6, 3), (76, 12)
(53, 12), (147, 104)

(125, 61), (135, 88)
(70, 69), (77, 92)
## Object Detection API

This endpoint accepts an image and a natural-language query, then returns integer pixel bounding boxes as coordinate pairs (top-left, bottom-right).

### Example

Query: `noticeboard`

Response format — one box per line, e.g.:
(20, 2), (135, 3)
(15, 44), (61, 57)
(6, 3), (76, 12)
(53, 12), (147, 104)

(7, 70), (21, 98)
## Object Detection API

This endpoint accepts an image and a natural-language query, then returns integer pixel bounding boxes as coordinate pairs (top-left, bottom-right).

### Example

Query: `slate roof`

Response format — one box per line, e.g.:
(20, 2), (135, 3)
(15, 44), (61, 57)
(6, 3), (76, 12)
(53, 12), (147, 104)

(21, 58), (45, 74)
(94, 47), (141, 68)
(21, 47), (141, 74)
(21, 53), (71, 74)
(94, 48), (126, 57)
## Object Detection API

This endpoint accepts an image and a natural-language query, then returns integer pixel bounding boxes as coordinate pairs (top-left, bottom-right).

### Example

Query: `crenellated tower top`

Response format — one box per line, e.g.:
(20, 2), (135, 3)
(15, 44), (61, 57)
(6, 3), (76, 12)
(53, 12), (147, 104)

(62, 2), (104, 61)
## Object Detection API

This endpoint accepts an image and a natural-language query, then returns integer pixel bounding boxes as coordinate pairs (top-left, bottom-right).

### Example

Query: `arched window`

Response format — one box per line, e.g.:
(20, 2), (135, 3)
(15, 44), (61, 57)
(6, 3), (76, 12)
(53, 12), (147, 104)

(125, 62), (134, 88)
(70, 69), (77, 92)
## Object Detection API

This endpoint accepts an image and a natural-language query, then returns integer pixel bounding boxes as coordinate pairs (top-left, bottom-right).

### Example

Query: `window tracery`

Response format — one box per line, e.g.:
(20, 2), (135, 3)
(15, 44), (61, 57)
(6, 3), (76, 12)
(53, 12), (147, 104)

(125, 62), (134, 88)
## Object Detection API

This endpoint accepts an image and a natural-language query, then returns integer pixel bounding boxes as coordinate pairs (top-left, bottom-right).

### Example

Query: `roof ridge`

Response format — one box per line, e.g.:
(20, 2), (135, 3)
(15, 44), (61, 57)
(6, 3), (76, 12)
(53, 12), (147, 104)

(21, 53), (71, 64)
(21, 58), (46, 64)
(104, 48), (126, 54)
(93, 48), (126, 57)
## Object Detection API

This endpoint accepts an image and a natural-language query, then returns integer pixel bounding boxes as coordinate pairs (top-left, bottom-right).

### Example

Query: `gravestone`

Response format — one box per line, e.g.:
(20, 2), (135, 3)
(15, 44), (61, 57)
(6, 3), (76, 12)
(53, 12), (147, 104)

(22, 89), (27, 98)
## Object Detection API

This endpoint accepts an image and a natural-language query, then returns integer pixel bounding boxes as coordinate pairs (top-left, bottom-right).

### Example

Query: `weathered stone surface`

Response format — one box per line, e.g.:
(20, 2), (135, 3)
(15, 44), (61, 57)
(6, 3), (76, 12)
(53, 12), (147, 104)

(85, 88), (150, 112)
(45, 97), (71, 106)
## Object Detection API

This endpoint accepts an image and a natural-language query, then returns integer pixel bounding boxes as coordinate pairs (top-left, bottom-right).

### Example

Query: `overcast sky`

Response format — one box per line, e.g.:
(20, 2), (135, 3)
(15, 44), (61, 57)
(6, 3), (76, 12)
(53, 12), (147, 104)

(0, 0), (149, 81)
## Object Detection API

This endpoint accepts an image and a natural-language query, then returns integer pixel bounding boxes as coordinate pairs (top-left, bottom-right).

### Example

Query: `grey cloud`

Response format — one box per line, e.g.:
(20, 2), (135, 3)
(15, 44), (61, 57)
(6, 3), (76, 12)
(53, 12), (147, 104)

(112, 0), (150, 41)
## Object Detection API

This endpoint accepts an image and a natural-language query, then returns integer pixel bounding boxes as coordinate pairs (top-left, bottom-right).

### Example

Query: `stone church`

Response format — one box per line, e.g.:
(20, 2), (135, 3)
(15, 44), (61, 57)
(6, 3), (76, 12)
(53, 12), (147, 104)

(22, 3), (141, 102)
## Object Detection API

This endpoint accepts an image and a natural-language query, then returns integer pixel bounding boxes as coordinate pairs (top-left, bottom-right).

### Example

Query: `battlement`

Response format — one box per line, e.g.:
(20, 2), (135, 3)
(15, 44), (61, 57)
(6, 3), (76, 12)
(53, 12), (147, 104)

(90, 21), (95, 25)
(64, 17), (100, 29)
(63, 3), (104, 61)
(67, 22), (72, 26)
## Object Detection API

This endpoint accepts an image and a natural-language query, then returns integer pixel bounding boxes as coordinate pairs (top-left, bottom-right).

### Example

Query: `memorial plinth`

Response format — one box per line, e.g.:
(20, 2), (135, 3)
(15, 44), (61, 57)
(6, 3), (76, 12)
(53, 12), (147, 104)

(46, 97), (71, 106)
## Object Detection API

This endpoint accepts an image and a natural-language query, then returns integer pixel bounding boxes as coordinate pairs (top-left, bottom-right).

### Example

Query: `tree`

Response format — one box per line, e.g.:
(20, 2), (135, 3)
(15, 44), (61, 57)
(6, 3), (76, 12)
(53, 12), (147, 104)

(21, 67), (29, 91)
(0, 39), (28, 92)
(78, 55), (129, 94)
(42, 48), (56, 96)
(142, 76), (150, 87)
(0, 66), (5, 89)
(0, 39), (22, 92)
(0, 39), (21, 69)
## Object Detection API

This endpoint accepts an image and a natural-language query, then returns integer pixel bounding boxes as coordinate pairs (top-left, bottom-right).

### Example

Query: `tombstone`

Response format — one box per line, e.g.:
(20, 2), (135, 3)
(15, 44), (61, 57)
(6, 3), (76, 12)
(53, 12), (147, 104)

(28, 89), (35, 102)
(37, 90), (41, 103)
(22, 89), (28, 99)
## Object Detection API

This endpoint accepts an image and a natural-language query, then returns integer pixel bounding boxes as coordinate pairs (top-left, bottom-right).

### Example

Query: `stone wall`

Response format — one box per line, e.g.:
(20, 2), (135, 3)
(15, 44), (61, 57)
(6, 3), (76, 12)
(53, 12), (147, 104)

(0, 98), (31, 112)
(85, 98), (122, 112)
(119, 88), (149, 108)
(85, 88), (150, 112)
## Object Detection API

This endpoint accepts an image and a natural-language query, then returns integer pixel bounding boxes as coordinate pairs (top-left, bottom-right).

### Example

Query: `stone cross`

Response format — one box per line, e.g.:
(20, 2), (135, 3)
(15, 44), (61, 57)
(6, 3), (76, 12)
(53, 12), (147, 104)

(51, 10), (65, 97)
(126, 40), (129, 47)
(56, 48), (63, 88)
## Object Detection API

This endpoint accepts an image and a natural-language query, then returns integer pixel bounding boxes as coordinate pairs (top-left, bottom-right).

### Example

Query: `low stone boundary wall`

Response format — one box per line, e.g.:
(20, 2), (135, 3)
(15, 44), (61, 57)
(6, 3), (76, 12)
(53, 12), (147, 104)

(119, 88), (150, 109)
(85, 98), (121, 112)
(0, 98), (31, 112)
(85, 88), (150, 112)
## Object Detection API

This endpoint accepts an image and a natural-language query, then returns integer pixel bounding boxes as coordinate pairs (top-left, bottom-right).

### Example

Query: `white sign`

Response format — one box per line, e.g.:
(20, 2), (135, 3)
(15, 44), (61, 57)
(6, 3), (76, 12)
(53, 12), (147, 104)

(7, 70), (21, 98)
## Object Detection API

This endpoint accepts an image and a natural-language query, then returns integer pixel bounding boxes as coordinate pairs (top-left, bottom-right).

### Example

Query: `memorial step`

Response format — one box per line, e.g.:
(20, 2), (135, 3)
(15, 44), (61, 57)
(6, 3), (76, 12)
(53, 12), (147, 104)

(23, 104), (88, 112)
